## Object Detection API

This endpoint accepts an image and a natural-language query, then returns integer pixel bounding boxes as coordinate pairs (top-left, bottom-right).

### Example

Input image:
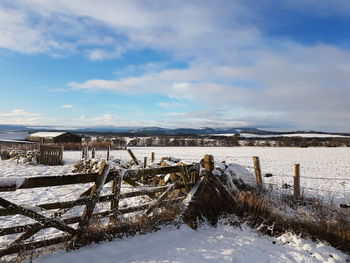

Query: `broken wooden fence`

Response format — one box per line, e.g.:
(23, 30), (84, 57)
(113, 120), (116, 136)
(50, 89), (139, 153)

(0, 163), (200, 257)
(39, 145), (63, 166)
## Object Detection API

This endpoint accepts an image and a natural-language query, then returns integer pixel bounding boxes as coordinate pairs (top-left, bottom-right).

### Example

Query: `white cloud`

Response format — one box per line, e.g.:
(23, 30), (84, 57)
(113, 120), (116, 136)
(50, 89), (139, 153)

(0, 108), (152, 128)
(157, 102), (183, 109)
(0, 109), (41, 117)
(65, 113), (152, 127)
(1, 0), (349, 60)
(0, 0), (256, 59)
(0, 109), (43, 125)
(161, 109), (249, 128)
(1, 1), (350, 130)
(67, 41), (350, 131)
(61, 104), (74, 109)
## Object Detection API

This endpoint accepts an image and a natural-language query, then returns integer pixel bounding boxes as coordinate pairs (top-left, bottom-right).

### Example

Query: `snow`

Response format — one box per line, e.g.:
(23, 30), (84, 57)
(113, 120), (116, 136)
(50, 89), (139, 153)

(281, 133), (350, 138)
(225, 163), (254, 183)
(0, 139), (35, 143)
(28, 132), (67, 138)
(0, 177), (25, 189)
(213, 133), (350, 138)
(117, 147), (350, 204)
(36, 223), (348, 263)
(1, 147), (348, 204)
(0, 147), (349, 261)
(238, 133), (350, 138)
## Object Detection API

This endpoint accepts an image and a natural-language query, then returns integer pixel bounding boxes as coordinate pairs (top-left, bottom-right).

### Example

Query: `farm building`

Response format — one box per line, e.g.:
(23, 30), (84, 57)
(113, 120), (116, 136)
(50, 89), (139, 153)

(27, 132), (82, 144)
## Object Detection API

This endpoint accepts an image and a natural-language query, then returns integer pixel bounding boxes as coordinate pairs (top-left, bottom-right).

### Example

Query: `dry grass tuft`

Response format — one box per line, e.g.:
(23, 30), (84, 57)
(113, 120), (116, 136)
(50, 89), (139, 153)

(233, 190), (350, 253)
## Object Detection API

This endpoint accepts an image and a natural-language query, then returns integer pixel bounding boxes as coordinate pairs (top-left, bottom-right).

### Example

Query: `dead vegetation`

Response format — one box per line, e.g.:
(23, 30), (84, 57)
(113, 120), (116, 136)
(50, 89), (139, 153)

(181, 172), (237, 228)
(232, 191), (350, 253)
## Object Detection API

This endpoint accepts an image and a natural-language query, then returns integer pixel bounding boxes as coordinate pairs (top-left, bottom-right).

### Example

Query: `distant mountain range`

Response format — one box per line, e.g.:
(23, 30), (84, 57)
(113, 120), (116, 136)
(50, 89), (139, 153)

(0, 124), (349, 137)
(128, 126), (262, 135)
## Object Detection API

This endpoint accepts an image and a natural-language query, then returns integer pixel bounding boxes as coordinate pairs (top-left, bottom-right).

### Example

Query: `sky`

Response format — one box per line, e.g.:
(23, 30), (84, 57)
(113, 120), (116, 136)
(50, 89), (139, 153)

(0, 0), (350, 132)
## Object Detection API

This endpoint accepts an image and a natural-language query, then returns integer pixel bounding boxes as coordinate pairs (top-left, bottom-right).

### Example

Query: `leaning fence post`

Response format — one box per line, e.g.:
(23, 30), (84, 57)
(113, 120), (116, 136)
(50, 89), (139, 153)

(151, 152), (155, 163)
(127, 149), (139, 165)
(294, 164), (300, 198)
(74, 161), (109, 244)
(253, 156), (263, 189)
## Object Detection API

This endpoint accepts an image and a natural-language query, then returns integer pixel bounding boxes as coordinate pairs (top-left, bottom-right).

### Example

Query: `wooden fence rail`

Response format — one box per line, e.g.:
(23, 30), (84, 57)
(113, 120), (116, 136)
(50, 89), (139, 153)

(0, 164), (198, 192)
(0, 163), (200, 258)
(0, 141), (39, 152)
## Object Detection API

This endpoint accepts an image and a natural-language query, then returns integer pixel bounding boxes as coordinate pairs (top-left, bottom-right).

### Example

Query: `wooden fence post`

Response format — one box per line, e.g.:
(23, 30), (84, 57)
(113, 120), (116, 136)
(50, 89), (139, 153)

(127, 149), (139, 165)
(253, 156), (263, 189)
(294, 164), (300, 199)
(151, 152), (155, 163)
(110, 171), (121, 225)
(107, 145), (110, 161)
(91, 148), (95, 159)
(74, 161), (110, 243)
(203, 154), (214, 175)
(85, 145), (89, 160)
(143, 157), (147, 168)
(59, 146), (63, 165)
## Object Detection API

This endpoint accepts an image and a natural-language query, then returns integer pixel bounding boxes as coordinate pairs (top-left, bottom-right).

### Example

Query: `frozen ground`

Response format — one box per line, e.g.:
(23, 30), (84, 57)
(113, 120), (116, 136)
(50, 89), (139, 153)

(0, 147), (349, 262)
(36, 223), (348, 263)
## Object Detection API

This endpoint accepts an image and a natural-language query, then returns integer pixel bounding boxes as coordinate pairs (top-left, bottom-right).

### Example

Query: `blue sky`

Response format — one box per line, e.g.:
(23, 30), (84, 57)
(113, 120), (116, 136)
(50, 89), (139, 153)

(0, 0), (350, 131)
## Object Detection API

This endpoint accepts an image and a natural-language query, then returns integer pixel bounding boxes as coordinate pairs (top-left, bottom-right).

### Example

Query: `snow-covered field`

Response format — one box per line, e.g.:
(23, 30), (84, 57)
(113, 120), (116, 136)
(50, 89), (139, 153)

(0, 146), (349, 208)
(215, 132), (350, 138)
(0, 147), (349, 262)
(107, 147), (350, 204)
(36, 223), (348, 263)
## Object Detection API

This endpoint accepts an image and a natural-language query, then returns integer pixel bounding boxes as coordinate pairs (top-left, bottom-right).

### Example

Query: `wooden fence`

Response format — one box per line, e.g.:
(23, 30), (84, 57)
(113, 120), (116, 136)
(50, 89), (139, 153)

(0, 141), (39, 151)
(0, 163), (200, 257)
(39, 145), (63, 166)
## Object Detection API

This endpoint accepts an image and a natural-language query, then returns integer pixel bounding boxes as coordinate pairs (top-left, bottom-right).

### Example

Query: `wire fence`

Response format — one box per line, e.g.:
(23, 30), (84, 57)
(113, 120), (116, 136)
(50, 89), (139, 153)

(238, 159), (350, 207)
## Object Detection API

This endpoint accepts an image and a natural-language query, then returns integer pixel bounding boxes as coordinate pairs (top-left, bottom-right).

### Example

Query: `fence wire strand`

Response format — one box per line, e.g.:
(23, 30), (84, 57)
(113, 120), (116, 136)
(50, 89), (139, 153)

(237, 162), (350, 205)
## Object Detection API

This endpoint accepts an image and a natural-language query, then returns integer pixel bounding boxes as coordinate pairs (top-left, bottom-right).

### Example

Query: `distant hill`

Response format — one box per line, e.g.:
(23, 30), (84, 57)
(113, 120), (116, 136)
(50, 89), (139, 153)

(1, 124), (349, 137)
(128, 126), (264, 135)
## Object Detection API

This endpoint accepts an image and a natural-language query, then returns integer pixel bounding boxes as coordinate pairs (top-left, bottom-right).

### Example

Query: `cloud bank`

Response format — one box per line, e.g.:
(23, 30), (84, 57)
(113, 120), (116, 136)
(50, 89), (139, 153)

(0, 1), (350, 131)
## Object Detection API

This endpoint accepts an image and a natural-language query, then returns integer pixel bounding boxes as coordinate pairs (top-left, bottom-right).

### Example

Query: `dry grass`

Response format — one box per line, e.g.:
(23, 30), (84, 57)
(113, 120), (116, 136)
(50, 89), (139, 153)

(68, 205), (182, 250)
(70, 178), (350, 254)
(234, 191), (350, 253)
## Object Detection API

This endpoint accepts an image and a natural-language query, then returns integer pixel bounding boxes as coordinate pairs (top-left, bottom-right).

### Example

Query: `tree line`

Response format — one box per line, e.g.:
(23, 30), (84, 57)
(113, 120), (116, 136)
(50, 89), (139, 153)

(97, 135), (350, 147)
